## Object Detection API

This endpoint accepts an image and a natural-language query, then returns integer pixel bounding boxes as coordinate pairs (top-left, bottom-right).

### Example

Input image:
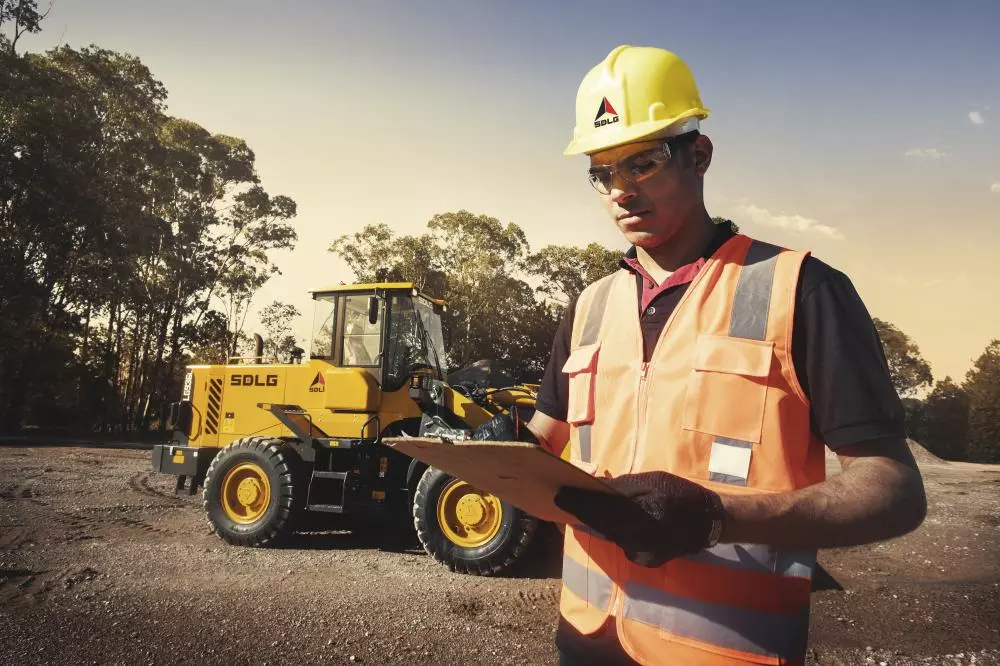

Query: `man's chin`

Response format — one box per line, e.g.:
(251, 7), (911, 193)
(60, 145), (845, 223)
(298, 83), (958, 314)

(622, 229), (670, 250)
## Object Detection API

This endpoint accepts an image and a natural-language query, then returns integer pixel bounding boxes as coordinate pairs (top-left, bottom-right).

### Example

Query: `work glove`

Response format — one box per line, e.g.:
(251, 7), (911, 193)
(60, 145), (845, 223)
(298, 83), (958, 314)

(469, 405), (538, 444)
(554, 471), (726, 568)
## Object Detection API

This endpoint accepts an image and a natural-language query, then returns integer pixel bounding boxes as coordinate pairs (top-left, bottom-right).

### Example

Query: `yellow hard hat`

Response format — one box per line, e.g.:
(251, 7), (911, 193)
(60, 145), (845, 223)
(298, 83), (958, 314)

(564, 45), (710, 156)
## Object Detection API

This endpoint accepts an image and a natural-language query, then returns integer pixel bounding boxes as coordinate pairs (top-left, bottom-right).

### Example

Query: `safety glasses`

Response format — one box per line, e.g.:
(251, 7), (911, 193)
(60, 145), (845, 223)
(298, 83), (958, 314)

(587, 133), (695, 195)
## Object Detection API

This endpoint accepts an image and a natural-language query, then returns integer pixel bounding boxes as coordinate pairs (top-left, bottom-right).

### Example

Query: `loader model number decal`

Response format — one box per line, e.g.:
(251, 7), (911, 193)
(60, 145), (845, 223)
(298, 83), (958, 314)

(230, 374), (279, 387)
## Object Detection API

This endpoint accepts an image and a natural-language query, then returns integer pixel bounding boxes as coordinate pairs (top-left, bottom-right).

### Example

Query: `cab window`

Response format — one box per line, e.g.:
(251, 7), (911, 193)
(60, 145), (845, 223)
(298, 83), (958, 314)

(342, 295), (383, 367)
(310, 295), (337, 359)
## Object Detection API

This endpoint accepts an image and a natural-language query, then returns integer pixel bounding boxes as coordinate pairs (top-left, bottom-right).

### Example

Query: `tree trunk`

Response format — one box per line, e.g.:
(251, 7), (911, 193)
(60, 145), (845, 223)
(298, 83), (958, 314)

(80, 301), (92, 368)
(142, 302), (173, 430)
(123, 313), (147, 430)
(111, 305), (127, 431)
(165, 297), (186, 389)
(101, 296), (120, 432)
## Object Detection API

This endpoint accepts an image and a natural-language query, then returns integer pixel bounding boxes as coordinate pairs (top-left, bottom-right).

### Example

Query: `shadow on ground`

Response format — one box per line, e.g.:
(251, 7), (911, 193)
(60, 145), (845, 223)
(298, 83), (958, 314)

(278, 519), (565, 580)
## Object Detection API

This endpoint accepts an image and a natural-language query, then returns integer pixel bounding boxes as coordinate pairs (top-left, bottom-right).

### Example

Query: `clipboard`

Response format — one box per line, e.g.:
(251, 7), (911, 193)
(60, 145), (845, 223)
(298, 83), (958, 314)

(383, 437), (620, 524)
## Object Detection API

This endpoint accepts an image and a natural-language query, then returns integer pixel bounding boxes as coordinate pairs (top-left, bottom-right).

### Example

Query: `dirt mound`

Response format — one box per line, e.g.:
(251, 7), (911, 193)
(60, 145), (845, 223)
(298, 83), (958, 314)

(824, 438), (948, 467)
(907, 438), (948, 465)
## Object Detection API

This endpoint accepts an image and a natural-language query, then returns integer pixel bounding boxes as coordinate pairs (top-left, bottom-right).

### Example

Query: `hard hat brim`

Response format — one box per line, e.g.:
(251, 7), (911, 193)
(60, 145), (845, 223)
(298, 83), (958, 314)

(563, 111), (709, 156)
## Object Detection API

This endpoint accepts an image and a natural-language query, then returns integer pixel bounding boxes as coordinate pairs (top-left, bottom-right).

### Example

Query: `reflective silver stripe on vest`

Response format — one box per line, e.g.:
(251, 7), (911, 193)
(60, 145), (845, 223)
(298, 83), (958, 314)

(729, 240), (781, 342)
(682, 543), (816, 579)
(575, 273), (617, 463)
(561, 553), (613, 613)
(580, 274), (616, 346)
(622, 582), (809, 660)
(708, 241), (782, 485)
(578, 426), (593, 465)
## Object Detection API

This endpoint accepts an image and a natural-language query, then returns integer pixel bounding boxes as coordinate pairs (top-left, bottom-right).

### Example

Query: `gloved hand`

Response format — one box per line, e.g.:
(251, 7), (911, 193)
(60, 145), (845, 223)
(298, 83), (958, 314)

(470, 405), (538, 444)
(554, 471), (725, 568)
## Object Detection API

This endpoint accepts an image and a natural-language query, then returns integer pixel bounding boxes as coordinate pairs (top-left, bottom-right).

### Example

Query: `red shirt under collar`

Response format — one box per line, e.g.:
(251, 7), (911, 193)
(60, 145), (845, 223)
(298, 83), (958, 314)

(621, 253), (707, 312)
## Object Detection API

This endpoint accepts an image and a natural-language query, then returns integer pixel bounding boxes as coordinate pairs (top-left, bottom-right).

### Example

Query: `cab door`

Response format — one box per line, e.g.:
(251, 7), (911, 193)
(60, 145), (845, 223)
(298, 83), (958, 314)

(318, 292), (385, 439)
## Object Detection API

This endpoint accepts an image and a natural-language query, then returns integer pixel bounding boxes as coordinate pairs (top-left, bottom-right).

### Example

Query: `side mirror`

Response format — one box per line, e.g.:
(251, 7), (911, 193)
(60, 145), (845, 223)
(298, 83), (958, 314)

(368, 296), (379, 325)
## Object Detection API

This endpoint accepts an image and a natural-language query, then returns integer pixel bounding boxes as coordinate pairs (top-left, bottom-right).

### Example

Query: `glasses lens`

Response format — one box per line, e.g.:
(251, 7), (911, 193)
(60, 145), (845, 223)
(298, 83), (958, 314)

(622, 146), (670, 179)
(588, 168), (613, 194)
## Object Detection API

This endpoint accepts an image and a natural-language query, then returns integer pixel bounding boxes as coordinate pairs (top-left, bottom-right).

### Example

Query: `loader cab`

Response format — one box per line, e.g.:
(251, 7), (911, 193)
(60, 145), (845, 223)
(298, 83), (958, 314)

(308, 283), (448, 391)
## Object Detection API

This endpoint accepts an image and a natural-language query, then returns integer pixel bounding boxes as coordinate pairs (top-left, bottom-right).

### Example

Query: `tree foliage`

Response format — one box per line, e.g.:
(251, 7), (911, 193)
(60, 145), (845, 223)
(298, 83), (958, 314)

(330, 211), (624, 382)
(528, 244), (622, 307)
(260, 301), (302, 361)
(918, 377), (970, 461)
(0, 0), (46, 55)
(964, 340), (1000, 464)
(0, 17), (297, 432)
(873, 318), (934, 397)
(711, 216), (740, 234)
(331, 212), (544, 381)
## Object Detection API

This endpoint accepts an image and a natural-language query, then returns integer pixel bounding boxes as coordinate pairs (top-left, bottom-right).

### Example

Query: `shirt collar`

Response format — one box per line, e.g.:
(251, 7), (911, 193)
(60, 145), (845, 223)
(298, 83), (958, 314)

(618, 224), (736, 285)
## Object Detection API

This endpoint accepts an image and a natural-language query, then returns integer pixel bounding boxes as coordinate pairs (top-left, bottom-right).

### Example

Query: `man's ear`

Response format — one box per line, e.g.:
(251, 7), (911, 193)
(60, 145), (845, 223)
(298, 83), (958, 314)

(691, 134), (713, 176)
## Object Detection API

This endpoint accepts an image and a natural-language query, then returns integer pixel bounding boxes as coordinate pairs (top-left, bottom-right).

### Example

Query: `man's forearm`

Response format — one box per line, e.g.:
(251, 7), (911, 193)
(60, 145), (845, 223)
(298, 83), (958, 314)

(718, 445), (927, 549)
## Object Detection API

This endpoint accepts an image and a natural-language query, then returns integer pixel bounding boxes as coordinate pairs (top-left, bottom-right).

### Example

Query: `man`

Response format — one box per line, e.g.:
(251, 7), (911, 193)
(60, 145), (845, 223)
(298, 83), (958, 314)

(524, 45), (927, 666)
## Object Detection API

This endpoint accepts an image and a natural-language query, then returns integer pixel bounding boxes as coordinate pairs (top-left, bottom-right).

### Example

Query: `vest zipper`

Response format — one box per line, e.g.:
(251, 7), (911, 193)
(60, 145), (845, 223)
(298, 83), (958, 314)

(625, 245), (733, 474)
(630, 362), (651, 474)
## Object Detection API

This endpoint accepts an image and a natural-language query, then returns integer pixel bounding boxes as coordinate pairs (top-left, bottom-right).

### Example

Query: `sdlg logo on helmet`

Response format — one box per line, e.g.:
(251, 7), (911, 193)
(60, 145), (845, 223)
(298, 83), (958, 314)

(594, 97), (619, 128)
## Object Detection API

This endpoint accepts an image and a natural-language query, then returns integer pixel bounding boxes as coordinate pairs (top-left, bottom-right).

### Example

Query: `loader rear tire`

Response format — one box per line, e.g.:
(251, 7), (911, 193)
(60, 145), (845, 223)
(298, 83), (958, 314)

(203, 437), (304, 547)
(413, 466), (537, 576)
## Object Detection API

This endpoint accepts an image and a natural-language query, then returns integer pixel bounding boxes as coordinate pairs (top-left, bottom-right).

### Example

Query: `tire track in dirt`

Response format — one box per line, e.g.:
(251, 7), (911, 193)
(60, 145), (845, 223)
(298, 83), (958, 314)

(127, 471), (192, 506)
(40, 507), (107, 543)
(0, 526), (31, 549)
(53, 504), (188, 541)
(0, 471), (49, 503)
(2, 477), (194, 547)
(0, 566), (105, 608)
(516, 588), (560, 607)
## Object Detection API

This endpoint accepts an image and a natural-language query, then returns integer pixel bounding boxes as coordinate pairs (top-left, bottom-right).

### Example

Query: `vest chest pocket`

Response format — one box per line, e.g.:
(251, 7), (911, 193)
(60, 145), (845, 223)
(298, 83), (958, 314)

(682, 334), (775, 447)
(562, 343), (601, 426)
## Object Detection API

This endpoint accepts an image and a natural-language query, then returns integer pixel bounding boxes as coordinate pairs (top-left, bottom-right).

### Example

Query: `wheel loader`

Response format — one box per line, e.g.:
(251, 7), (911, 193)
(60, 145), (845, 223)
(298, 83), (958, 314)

(151, 282), (545, 575)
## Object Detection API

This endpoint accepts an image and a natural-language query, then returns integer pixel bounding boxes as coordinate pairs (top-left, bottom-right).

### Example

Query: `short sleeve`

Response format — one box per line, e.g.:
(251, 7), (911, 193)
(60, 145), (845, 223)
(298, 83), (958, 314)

(534, 297), (576, 422)
(791, 258), (907, 449)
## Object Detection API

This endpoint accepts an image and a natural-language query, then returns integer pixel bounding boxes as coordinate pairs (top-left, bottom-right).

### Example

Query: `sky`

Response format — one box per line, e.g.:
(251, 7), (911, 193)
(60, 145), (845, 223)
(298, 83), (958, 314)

(15, 0), (1000, 382)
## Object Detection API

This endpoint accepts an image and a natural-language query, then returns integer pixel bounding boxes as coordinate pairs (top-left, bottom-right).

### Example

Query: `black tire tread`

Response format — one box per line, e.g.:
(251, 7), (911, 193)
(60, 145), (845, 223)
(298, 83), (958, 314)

(202, 436), (303, 548)
(412, 468), (538, 576)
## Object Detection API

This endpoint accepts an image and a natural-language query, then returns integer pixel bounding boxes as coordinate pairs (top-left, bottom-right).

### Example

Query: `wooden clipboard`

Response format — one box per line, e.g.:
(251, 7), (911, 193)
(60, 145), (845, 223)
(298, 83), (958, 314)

(383, 437), (620, 524)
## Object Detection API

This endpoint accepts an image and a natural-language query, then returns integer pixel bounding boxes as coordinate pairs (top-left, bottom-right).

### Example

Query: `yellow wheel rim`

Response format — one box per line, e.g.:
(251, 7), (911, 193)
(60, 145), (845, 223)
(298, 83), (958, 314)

(436, 479), (503, 548)
(221, 462), (272, 525)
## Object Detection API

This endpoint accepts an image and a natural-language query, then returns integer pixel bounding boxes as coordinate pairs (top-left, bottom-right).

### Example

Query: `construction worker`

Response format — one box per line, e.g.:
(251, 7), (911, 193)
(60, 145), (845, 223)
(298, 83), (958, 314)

(522, 46), (928, 666)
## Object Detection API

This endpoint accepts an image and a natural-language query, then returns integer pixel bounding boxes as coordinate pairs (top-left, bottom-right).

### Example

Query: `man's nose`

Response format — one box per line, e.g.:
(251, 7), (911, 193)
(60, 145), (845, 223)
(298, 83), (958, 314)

(611, 186), (637, 205)
(609, 173), (638, 204)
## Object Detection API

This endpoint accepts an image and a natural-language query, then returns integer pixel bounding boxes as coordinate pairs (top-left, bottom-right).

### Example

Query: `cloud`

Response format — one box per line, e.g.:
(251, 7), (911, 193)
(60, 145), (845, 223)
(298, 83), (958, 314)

(904, 147), (948, 160)
(887, 274), (968, 288)
(735, 203), (845, 240)
(969, 111), (985, 125)
(991, 182), (1000, 194)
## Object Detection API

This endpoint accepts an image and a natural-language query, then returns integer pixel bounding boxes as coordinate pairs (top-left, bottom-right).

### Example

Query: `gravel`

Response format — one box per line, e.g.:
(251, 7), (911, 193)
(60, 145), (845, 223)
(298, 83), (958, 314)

(2, 445), (998, 665)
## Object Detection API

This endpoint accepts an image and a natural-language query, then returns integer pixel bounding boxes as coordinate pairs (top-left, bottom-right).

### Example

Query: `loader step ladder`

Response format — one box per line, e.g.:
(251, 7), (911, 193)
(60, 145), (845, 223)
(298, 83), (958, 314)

(306, 470), (349, 513)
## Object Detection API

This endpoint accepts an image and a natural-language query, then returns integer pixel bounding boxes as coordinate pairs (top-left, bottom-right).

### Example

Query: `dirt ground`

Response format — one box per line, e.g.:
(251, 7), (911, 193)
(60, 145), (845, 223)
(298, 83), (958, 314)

(1, 444), (998, 666)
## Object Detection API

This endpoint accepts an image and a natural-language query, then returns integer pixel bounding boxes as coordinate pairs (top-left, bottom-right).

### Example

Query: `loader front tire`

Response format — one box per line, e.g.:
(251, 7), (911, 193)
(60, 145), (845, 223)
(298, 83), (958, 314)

(203, 437), (304, 547)
(413, 466), (538, 576)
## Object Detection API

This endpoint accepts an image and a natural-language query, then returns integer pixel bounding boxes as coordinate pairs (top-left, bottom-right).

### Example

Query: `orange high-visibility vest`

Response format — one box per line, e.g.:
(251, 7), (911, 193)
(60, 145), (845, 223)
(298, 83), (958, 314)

(559, 234), (825, 666)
